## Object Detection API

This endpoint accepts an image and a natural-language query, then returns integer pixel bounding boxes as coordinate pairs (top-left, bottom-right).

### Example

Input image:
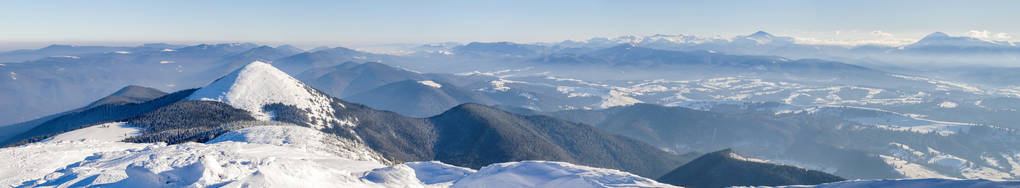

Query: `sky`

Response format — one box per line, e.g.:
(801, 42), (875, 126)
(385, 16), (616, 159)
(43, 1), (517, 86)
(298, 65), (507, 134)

(1, 0), (1018, 50)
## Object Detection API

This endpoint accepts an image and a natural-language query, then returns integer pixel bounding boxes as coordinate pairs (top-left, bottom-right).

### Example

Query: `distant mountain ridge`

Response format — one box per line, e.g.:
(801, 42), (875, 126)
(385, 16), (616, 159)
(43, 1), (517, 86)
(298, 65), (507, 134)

(0, 85), (168, 144)
(904, 32), (1018, 52)
(0, 44), (131, 63)
(547, 31), (1020, 66)
(273, 46), (395, 74)
(297, 61), (427, 98)
(2, 32), (1009, 126)
(451, 42), (545, 57)
(345, 80), (498, 117)
(2, 86), (190, 146)
(545, 102), (1020, 181)
(3, 33), (1020, 186)
(0, 42), (388, 126)
(84, 85), (167, 109)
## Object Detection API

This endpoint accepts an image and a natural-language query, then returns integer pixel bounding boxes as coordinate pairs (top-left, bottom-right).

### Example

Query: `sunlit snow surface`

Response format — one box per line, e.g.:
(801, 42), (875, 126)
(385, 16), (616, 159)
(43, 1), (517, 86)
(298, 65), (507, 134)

(42, 122), (141, 143)
(2, 123), (1014, 187)
(454, 161), (672, 188)
(1, 125), (673, 187)
(0, 139), (149, 186)
(208, 126), (390, 164)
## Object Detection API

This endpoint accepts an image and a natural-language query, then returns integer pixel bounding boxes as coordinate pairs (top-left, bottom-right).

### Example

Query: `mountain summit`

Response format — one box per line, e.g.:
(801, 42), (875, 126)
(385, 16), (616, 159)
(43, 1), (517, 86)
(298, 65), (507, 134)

(187, 61), (349, 129)
(747, 31), (775, 39)
(738, 30), (795, 45)
(922, 31), (951, 39)
(657, 149), (844, 187)
(907, 31), (1004, 49)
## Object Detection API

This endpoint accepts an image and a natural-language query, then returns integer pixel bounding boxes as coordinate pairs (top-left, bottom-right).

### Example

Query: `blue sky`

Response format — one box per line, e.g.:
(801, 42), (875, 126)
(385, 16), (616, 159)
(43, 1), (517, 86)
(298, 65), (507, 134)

(1, 0), (1017, 49)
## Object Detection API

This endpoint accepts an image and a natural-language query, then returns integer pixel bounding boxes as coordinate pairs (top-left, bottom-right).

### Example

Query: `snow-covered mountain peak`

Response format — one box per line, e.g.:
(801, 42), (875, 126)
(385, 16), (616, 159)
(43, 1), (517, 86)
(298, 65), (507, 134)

(747, 30), (775, 38)
(909, 31), (1005, 48)
(740, 30), (795, 45)
(187, 61), (350, 129)
(923, 32), (950, 39)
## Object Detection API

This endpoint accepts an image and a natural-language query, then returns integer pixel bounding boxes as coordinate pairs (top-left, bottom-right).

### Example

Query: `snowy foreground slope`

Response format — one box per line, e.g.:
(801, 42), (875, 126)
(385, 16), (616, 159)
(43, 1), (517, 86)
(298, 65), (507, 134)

(2, 61), (1015, 187)
(772, 178), (1020, 188)
(1, 125), (672, 187)
(5, 125), (1014, 188)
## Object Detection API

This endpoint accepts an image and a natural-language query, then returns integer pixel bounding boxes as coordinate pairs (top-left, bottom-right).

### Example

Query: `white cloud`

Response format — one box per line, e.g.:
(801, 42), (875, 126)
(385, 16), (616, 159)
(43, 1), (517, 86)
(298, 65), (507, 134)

(871, 30), (895, 38)
(968, 30), (991, 39)
(996, 32), (1012, 39)
(791, 30), (913, 47)
(793, 37), (913, 47)
(964, 30), (1013, 41)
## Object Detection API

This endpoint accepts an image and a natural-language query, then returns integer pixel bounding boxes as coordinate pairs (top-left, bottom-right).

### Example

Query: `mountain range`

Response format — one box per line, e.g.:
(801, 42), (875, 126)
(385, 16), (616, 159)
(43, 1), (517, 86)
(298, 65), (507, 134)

(532, 101), (1020, 180)
(2, 60), (1009, 186)
(3, 31), (1015, 126)
(1, 61), (694, 180)
(550, 31), (1020, 65)
(2, 33), (1019, 186)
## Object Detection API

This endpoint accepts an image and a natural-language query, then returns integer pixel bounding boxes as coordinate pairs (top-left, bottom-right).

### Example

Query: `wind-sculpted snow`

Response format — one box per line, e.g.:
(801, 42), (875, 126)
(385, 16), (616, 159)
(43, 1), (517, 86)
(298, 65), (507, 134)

(4, 125), (679, 187)
(0, 122), (148, 186)
(403, 161), (476, 185)
(208, 125), (389, 164)
(0, 139), (149, 186)
(187, 61), (350, 129)
(19, 140), (389, 187)
(453, 161), (675, 188)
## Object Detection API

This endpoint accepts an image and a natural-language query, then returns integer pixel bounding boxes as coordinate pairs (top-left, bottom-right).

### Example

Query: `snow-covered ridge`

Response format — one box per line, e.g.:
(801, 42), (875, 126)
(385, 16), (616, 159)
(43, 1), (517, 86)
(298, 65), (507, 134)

(454, 161), (673, 188)
(5, 126), (675, 187)
(0, 134), (149, 186)
(5, 124), (1018, 187)
(418, 80), (442, 88)
(42, 122), (140, 143)
(728, 152), (772, 163)
(186, 61), (351, 129)
(209, 126), (388, 163)
(891, 74), (983, 94)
